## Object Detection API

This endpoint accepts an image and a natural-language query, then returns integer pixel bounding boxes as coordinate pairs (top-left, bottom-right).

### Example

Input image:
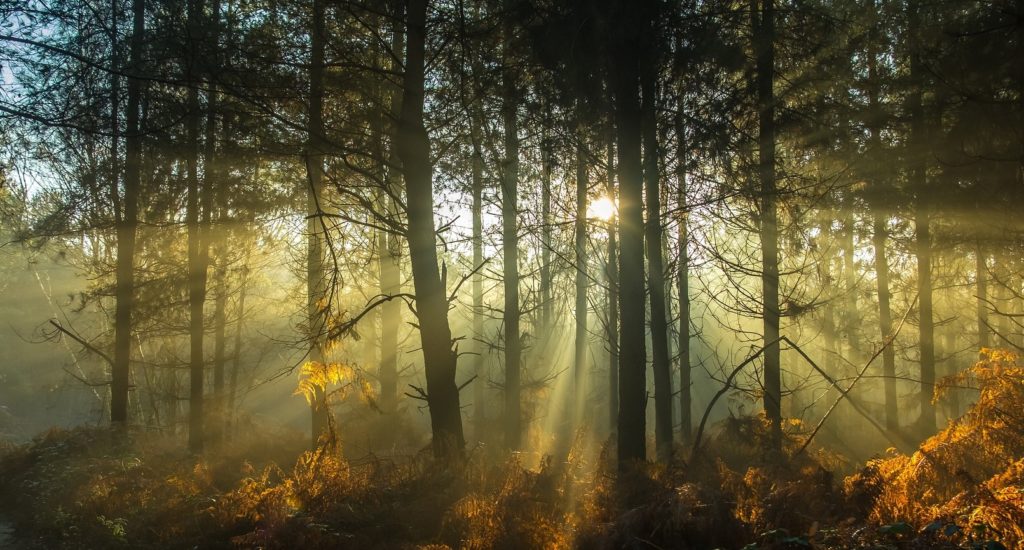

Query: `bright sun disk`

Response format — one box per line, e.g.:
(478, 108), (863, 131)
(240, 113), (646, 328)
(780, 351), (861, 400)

(587, 196), (616, 221)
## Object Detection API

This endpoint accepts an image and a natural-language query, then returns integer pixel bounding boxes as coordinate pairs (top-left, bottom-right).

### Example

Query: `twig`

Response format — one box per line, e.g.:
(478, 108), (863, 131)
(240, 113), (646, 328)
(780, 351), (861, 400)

(690, 339), (779, 460)
(49, 319), (114, 367)
(795, 294), (917, 456)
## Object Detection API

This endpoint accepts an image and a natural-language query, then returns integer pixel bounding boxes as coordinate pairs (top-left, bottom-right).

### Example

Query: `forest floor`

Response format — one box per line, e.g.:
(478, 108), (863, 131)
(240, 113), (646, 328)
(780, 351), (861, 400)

(0, 516), (14, 547)
(0, 350), (1022, 549)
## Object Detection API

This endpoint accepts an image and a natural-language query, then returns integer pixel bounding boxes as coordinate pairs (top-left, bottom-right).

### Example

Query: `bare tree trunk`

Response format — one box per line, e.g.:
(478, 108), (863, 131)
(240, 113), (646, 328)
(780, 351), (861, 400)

(227, 260), (248, 437)
(471, 112), (486, 440)
(501, 5), (521, 451)
(642, 35), (672, 462)
(376, 11), (403, 420)
(908, 0), (935, 433)
(397, 0), (465, 460)
(841, 200), (860, 363)
(675, 111), (691, 444)
(573, 118), (588, 428)
(977, 241), (990, 349)
(606, 128), (619, 437)
(206, 0), (224, 445)
(111, 0), (143, 427)
(186, 0), (208, 454)
(613, 0), (647, 465)
(866, 0), (897, 431)
(306, 0), (330, 445)
(754, 0), (781, 447)
(541, 107), (553, 332)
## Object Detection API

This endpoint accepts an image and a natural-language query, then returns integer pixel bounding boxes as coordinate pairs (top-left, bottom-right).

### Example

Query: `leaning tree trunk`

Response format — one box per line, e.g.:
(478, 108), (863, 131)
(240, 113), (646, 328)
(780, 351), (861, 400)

(642, 34), (673, 463)
(111, 0), (144, 427)
(613, 0), (648, 465)
(501, 4), (521, 451)
(754, 0), (782, 447)
(398, 0), (465, 460)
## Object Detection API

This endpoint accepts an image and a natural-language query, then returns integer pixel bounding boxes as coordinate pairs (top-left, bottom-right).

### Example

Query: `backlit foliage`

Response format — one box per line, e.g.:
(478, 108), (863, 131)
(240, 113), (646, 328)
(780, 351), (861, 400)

(845, 348), (1024, 548)
(294, 360), (378, 411)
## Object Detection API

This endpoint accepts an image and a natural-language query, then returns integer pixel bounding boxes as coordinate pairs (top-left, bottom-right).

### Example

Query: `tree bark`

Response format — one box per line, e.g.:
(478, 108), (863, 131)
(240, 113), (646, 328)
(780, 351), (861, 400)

(613, 0), (647, 465)
(642, 47), (672, 463)
(306, 0), (330, 445)
(754, 0), (781, 447)
(908, 0), (936, 432)
(186, 0), (208, 454)
(227, 261), (248, 437)
(206, 0), (224, 445)
(541, 107), (553, 332)
(398, 0), (465, 460)
(471, 113), (486, 439)
(378, 10), (404, 418)
(574, 118), (588, 429)
(501, 4), (521, 451)
(111, 0), (143, 427)
(977, 242), (990, 349)
(675, 111), (691, 444)
(867, 0), (897, 431)
(605, 126), (619, 438)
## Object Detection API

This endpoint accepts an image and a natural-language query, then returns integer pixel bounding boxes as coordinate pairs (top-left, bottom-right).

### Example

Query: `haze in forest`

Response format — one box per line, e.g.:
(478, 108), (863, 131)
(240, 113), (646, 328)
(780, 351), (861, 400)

(1, 0), (1023, 547)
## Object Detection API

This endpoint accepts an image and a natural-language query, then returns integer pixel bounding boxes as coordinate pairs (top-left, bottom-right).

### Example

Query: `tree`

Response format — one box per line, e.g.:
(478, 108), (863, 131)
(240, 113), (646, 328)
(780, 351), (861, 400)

(397, 0), (466, 460)
(500, 0), (522, 451)
(754, 0), (781, 447)
(613, 0), (649, 466)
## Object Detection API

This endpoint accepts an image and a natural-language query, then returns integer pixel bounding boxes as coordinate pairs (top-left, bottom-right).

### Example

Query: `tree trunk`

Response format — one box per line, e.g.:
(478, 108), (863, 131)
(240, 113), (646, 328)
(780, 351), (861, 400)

(573, 118), (588, 429)
(111, 0), (143, 427)
(754, 0), (781, 447)
(613, 0), (647, 465)
(873, 216), (897, 430)
(379, 10), (405, 419)
(471, 110), (486, 440)
(206, 0), (224, 445)
(397, 0), (465, 460)
(642, 49), (672, 463)
(977, 242), (990, 349)
(501, 5), (521, 451)
(306, 0), (330, 446)
(841, 200), (860, 364)
(866, 0), (897, 432)
(908, 0), (936, 433)
(675, 111), (691, 444)
(227, 260), (248, 436)
(186, 0), (208, 455)
(606, 127), (619, 437)
(541, 108), (553, 332)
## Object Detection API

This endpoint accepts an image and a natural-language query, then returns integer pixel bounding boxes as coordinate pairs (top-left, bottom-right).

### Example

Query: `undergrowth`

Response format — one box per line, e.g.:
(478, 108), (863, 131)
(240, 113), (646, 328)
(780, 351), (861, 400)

(1, 349), (1022, 549)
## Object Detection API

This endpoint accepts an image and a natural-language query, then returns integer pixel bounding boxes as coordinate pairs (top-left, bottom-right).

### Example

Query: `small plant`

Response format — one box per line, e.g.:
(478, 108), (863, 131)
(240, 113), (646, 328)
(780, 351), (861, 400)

(96, 515), (127, 543)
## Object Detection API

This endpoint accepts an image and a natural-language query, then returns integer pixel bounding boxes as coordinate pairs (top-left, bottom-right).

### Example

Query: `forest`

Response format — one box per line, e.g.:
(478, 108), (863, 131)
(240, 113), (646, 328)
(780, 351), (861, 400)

(1, 0), (1023, 547)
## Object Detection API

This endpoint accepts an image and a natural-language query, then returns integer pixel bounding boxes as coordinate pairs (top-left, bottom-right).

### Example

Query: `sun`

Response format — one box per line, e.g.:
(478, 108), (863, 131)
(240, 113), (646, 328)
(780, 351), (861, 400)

(587, 196), (616, 221)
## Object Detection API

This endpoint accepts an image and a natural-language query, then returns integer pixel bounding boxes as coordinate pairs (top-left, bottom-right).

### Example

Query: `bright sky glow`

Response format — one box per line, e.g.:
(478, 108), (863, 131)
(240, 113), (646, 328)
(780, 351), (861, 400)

(587, 196), (616, 221)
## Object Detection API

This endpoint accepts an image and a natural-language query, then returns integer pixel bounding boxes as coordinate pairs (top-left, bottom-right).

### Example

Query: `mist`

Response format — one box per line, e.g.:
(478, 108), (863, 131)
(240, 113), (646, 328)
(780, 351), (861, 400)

(1, 0), (1023, 548)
